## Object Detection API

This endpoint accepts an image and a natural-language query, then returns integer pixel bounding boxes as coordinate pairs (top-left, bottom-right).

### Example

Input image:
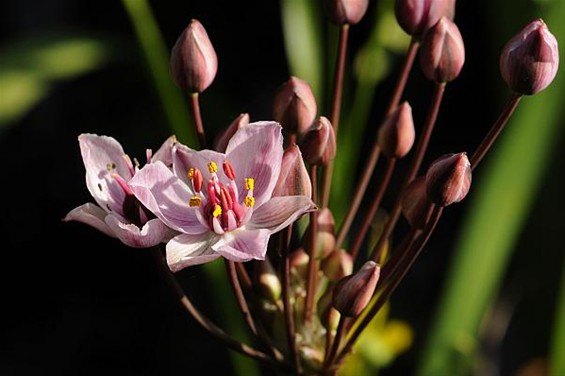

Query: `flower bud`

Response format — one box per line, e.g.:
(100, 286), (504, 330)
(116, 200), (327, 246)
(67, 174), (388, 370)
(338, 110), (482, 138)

(419, 17), (465, 83)
(213, 113), (250, 152)
(395, 0), (456, 38)
(289, 247), (310, 279)
(317, 287), (340, 332)
(425, 152), (471, 207)
(272, 144), (312, 198)
(332, 261), (380, 317)
(325, 0), (370, 25)
(321, 249), (353, 282)
(253, 259), (282, 301)
(170, 19), (218, 93)
(377, 102), (415, 159)
(300, 116), (337, 166)
(273, 76), (318, 137)
(499, 18), (559, 95)
(400, 177), (433, 229)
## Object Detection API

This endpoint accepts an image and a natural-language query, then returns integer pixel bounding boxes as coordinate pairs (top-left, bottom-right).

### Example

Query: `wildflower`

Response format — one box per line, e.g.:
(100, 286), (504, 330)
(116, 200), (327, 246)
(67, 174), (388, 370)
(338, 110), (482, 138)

(499, 18), (559, 95)
(325, 0), (370, 26)
(170, 19), (218, 93)
(395, 0), (456, 38)
(129, 121), (317, 271)
(333, 261), (381, 317)
(273, 76), (318, 139)
(425, 152), (471, 207)
(63, 134), (178, 248)
(419, 17), (465, 83)
(377, 101), (415, 159)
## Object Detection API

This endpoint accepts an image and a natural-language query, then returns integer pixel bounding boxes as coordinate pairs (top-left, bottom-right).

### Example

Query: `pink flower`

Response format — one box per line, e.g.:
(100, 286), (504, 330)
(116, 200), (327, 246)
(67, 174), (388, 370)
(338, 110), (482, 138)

(64, 134), (178, 248)
(129, 121), (317, 272)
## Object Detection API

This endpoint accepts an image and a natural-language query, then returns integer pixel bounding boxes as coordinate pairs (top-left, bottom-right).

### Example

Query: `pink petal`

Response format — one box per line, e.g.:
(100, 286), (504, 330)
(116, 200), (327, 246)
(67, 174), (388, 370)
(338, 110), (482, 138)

(105, 216), (177, 248)
(166, 233), (221, 271)
(151, 135), (178, 167)
(79, 133), (132, 180)
(129, 162), (208, 234)
(225, 122), (284, 207)
(248, 196), (317, 233)
(172, 143), (226, 184)
(213, 229), (271, 262)
(63, 203), (116, 238)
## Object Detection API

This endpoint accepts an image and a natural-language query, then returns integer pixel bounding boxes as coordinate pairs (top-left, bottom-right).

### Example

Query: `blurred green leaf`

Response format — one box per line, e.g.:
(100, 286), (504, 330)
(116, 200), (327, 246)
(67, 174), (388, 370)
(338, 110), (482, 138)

(416, 2), (565, 375)
(0, 35), (112, 129)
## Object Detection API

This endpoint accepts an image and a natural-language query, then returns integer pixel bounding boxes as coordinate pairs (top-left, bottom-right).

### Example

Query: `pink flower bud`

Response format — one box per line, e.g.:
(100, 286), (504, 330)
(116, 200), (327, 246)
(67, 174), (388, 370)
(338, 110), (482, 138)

(425, 152), (471, 207)
(272, 144), (312, 198)
(170, 19), (218, 93)
(321, 249), (353, 282)
(400, 177), (433, 229)
(377, 101), (415, 159)
(253, 259), (281, 301)
(499, 18), (559, 95)
(300, 116), (337, 166)
(213, 113), (250, 152)
(395, 0), (456, 38)
(332, 261), (380, 317)
(325, 0), (370, 25)
(419, 17), (465, 83)
(273, 76), (318, 137)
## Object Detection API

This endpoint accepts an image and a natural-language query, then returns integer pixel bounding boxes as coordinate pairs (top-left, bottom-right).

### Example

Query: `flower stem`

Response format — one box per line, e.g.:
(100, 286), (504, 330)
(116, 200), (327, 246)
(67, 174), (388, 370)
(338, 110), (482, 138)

(369, 82), (446, 263)
(190, 92), (208, 149)
(348, 157), (397, 261)
(470, 93), (522, 170)
(321, 24), (350, 208)
(335, 38), (419, 251)
(304, 165), (319, 322)
(150, 247), (282, 370)
(225, 259), (259, 337)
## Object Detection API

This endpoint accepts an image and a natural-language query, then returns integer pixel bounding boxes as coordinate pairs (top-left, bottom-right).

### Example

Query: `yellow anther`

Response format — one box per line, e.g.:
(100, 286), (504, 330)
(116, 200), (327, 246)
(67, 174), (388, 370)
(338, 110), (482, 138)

(244, 196), (255, 208)
(208, 161), (218, 173)
(245, 178), (255, 190)
(212, 204), (222, 217)
(106, 162), (117, 171)
(188, 196), (202, 207)
(188, 168), (196, 179)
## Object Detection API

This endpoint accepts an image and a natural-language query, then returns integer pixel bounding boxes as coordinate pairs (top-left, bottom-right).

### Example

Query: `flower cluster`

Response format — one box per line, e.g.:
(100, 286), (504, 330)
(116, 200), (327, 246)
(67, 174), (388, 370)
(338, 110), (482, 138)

(65, 0), (559, 375)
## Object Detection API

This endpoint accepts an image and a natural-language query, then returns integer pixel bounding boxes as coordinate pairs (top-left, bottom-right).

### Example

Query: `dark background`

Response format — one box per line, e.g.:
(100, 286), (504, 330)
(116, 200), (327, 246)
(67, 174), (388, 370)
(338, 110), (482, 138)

(0, 1), (563, 375)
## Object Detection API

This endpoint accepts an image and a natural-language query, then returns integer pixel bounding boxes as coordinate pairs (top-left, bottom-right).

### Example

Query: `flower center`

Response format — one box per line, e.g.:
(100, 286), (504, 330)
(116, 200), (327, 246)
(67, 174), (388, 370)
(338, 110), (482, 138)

(187, 160), (255, 235)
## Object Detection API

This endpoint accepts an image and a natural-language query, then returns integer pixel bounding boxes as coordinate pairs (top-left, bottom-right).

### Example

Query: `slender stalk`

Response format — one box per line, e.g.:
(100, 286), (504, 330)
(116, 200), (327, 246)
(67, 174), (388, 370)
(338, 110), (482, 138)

(324, 316), (348, 369)
(348, 158), (397, 261)
(335, 38), (420, 250)
(335, 206), (444, 365)
(150, 247), (282, 370)
(279, 227), (300, 373)
(190, 92), (208, 149)
(225, 260), (259, 337)
(470, 93), (522, 170)
(304, 165), (319, 322)
(369, 82), (446, 263)
(321, 24), (350, 208)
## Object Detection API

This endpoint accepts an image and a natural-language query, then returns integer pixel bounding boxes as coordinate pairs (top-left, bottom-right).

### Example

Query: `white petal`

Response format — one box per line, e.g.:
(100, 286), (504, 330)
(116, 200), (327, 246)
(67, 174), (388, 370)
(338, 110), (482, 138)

(248, 196), (317, 233)
(166, 233), (221, 272)
(63, 203), (116, 238)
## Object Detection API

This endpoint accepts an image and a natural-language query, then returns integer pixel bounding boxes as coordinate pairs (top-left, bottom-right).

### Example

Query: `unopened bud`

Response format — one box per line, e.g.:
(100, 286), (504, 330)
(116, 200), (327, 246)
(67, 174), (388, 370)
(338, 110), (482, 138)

(333, 261), (380, 317)
(395, 0), (456, 38)
(321, 249), (353, 282)
(425, 152), (471, 207)
(272, 144), (312, 198)
(170, 19), (218, 93)
(290, 247), (310, 279)
(300, 116), (337, 166)
(317, 287), (340, 332)
(419, 17), (465, 83)
(499, 18), (559, 95)
(213, 113), (250, 152)
(400, 177), (433, 229)
(378, 102), (415, 159)
(273, 76), (318, 137)
(253, 259), (281, 301)
(325, 0), (370, 25)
